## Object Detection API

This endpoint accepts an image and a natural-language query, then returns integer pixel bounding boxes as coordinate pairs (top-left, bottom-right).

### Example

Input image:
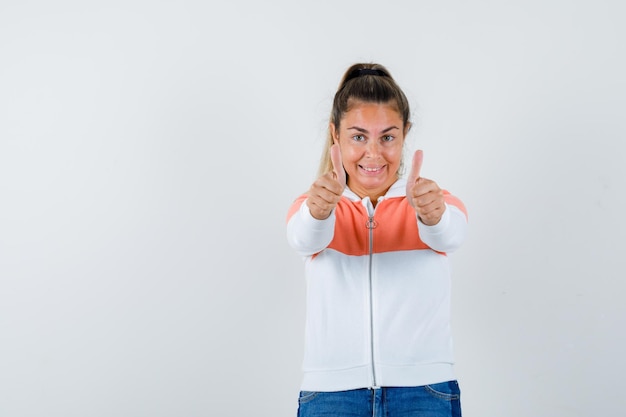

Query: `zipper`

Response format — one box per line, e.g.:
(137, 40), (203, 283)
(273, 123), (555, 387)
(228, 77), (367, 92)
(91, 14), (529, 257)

(366, 208), (379, 388)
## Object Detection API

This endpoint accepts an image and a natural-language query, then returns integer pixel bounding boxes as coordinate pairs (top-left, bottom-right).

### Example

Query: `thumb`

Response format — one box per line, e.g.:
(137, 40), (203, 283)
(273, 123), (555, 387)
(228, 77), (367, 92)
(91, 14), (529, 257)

(407, 149), (423, 185)
(330, 144), (346, 187)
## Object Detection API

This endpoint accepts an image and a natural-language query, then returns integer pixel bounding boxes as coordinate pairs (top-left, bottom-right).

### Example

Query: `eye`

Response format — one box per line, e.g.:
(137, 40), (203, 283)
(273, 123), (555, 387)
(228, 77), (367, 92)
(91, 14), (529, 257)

(382, 135), (395, 142)
(352, 135), (366, 142)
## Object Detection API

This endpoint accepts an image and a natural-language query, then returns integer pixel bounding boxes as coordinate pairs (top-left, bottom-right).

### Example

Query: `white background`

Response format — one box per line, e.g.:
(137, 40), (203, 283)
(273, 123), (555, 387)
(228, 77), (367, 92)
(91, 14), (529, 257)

(1, 1), (625, 416)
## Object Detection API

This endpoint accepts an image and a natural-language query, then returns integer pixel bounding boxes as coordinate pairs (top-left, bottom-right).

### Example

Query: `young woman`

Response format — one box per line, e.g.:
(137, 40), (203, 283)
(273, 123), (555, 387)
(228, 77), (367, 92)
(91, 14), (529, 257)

(287, 63), (468, 417)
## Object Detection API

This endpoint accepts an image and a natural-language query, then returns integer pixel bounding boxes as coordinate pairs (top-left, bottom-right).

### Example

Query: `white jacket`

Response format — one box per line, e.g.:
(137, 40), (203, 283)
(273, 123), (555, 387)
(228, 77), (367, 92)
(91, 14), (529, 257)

(286, 179), (468, 391)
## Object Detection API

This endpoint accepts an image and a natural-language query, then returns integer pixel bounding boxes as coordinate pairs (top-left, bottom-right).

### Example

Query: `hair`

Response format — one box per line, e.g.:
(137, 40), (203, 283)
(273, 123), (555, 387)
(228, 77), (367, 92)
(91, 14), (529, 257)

(317, 63), (412, 178)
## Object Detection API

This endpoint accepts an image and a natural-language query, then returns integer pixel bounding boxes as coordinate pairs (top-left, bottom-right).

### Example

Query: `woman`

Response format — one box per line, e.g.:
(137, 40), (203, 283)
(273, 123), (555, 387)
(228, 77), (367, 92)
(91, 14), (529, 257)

(286, 63), (468, 417)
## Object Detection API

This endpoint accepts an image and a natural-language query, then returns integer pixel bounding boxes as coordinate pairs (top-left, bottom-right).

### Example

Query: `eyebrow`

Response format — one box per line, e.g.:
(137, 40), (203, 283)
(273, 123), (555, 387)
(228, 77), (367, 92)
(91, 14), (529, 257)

(346, 126), (400, 134)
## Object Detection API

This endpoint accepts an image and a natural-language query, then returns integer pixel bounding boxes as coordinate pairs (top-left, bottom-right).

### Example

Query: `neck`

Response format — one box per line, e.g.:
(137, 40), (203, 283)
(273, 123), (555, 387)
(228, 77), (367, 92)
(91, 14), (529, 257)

(347, 175), (399, 205)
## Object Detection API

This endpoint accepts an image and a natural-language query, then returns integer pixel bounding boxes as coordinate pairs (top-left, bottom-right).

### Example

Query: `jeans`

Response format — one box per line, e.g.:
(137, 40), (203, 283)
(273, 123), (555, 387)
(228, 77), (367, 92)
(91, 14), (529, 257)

(297, 381), (461, 417)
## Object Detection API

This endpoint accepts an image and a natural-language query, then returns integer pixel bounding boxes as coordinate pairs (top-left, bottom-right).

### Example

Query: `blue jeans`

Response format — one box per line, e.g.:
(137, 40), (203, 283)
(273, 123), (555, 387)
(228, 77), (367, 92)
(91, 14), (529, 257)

(297, 381), (462, 417)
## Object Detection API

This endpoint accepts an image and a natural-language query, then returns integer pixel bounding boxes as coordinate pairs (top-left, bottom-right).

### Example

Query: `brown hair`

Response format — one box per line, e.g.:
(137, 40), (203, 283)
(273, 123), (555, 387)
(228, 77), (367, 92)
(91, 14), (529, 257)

(317, 63), (412, 177)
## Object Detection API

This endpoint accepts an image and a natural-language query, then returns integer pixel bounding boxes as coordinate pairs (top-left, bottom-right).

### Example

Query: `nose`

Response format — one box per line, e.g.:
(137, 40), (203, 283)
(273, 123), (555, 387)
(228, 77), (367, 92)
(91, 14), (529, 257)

(365, 140), (382, 158)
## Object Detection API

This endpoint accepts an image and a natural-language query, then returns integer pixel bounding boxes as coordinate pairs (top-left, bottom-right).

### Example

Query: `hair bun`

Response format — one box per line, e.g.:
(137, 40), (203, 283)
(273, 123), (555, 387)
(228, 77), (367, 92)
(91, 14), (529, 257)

(345, 68), (387, 82)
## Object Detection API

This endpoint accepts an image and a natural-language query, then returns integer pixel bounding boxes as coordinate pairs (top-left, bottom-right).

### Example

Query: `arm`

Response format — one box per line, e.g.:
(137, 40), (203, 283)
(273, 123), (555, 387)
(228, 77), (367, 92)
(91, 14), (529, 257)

(417, 197), (467, 253)
(286, 196), (337, 257)
(286, 144), (346, 257)
(405, 150), (468, 253)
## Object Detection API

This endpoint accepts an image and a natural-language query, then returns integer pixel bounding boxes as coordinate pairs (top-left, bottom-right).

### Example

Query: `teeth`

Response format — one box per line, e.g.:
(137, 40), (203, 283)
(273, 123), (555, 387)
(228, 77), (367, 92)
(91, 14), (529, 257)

(362, 166), (381, 172)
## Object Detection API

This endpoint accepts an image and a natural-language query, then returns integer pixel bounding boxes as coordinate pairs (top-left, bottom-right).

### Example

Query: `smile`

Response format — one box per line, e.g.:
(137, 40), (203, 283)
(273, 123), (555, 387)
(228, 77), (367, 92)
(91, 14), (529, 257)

(360, 165), (385, 173)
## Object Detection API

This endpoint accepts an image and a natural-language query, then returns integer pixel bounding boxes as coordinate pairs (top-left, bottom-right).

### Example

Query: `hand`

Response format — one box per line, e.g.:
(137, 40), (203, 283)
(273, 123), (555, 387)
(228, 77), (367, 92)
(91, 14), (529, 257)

(306, 144), (346, 220)
(406, 150), (445, 225)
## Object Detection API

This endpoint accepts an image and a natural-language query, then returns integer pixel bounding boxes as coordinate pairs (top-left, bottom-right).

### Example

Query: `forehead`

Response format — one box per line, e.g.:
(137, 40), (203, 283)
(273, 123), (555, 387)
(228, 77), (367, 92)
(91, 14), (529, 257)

(341, 100), (403, 126)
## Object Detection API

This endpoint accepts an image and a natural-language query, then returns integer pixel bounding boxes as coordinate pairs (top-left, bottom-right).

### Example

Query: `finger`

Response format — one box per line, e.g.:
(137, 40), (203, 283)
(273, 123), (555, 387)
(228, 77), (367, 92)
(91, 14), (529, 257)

(330, 144), (346, 187)
(406, 150), (423, 208)
(406, 150), (423, 185)
(415, 192), (443, 211)
(312, 178), (343, 203)
(416, 203), (445, 225)
(307, 176), (343, 220)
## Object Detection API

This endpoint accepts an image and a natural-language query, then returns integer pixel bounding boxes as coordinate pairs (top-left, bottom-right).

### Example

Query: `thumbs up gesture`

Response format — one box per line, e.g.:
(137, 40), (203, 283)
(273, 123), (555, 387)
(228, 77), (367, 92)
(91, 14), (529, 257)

(406, 150), (445, 225)
(307, 144), (347, 220)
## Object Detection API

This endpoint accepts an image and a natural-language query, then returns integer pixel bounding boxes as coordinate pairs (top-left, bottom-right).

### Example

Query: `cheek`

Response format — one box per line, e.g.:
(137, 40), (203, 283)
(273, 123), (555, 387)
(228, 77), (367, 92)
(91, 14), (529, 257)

(340, 144), (361, 163)
(385, 145), (403, 164)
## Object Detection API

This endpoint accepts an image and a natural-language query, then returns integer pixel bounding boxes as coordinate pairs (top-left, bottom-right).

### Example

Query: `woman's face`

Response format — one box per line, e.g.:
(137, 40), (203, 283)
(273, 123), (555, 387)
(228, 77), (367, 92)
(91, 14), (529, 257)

(332, 101), (406, 201)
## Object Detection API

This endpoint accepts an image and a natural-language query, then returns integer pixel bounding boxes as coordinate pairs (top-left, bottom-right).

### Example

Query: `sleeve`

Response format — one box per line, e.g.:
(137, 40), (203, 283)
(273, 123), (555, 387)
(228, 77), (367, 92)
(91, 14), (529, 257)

(286, 195), (336, 257)
(417, 192), (468, 253)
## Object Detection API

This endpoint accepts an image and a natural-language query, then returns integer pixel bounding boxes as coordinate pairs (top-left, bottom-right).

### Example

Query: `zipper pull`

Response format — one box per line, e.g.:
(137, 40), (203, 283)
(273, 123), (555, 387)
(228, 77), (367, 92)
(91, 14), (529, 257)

(366, 216), (378, 229)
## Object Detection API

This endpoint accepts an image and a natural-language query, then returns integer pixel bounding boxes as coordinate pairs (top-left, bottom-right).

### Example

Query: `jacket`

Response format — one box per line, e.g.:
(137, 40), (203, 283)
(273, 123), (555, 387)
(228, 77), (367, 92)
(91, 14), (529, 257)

(286, 178), (468, 391)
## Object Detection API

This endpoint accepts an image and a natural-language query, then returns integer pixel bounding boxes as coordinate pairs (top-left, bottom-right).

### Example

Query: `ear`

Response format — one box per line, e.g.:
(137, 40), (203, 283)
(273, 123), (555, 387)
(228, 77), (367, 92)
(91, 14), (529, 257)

(404, 122), (412, 135)
(330, 122), (339, 144)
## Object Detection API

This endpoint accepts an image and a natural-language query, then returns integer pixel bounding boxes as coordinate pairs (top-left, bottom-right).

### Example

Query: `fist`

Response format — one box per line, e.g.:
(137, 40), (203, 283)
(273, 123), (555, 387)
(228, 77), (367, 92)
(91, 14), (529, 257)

(306, 144), (346, 220)
(406, 150), (446, 226)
